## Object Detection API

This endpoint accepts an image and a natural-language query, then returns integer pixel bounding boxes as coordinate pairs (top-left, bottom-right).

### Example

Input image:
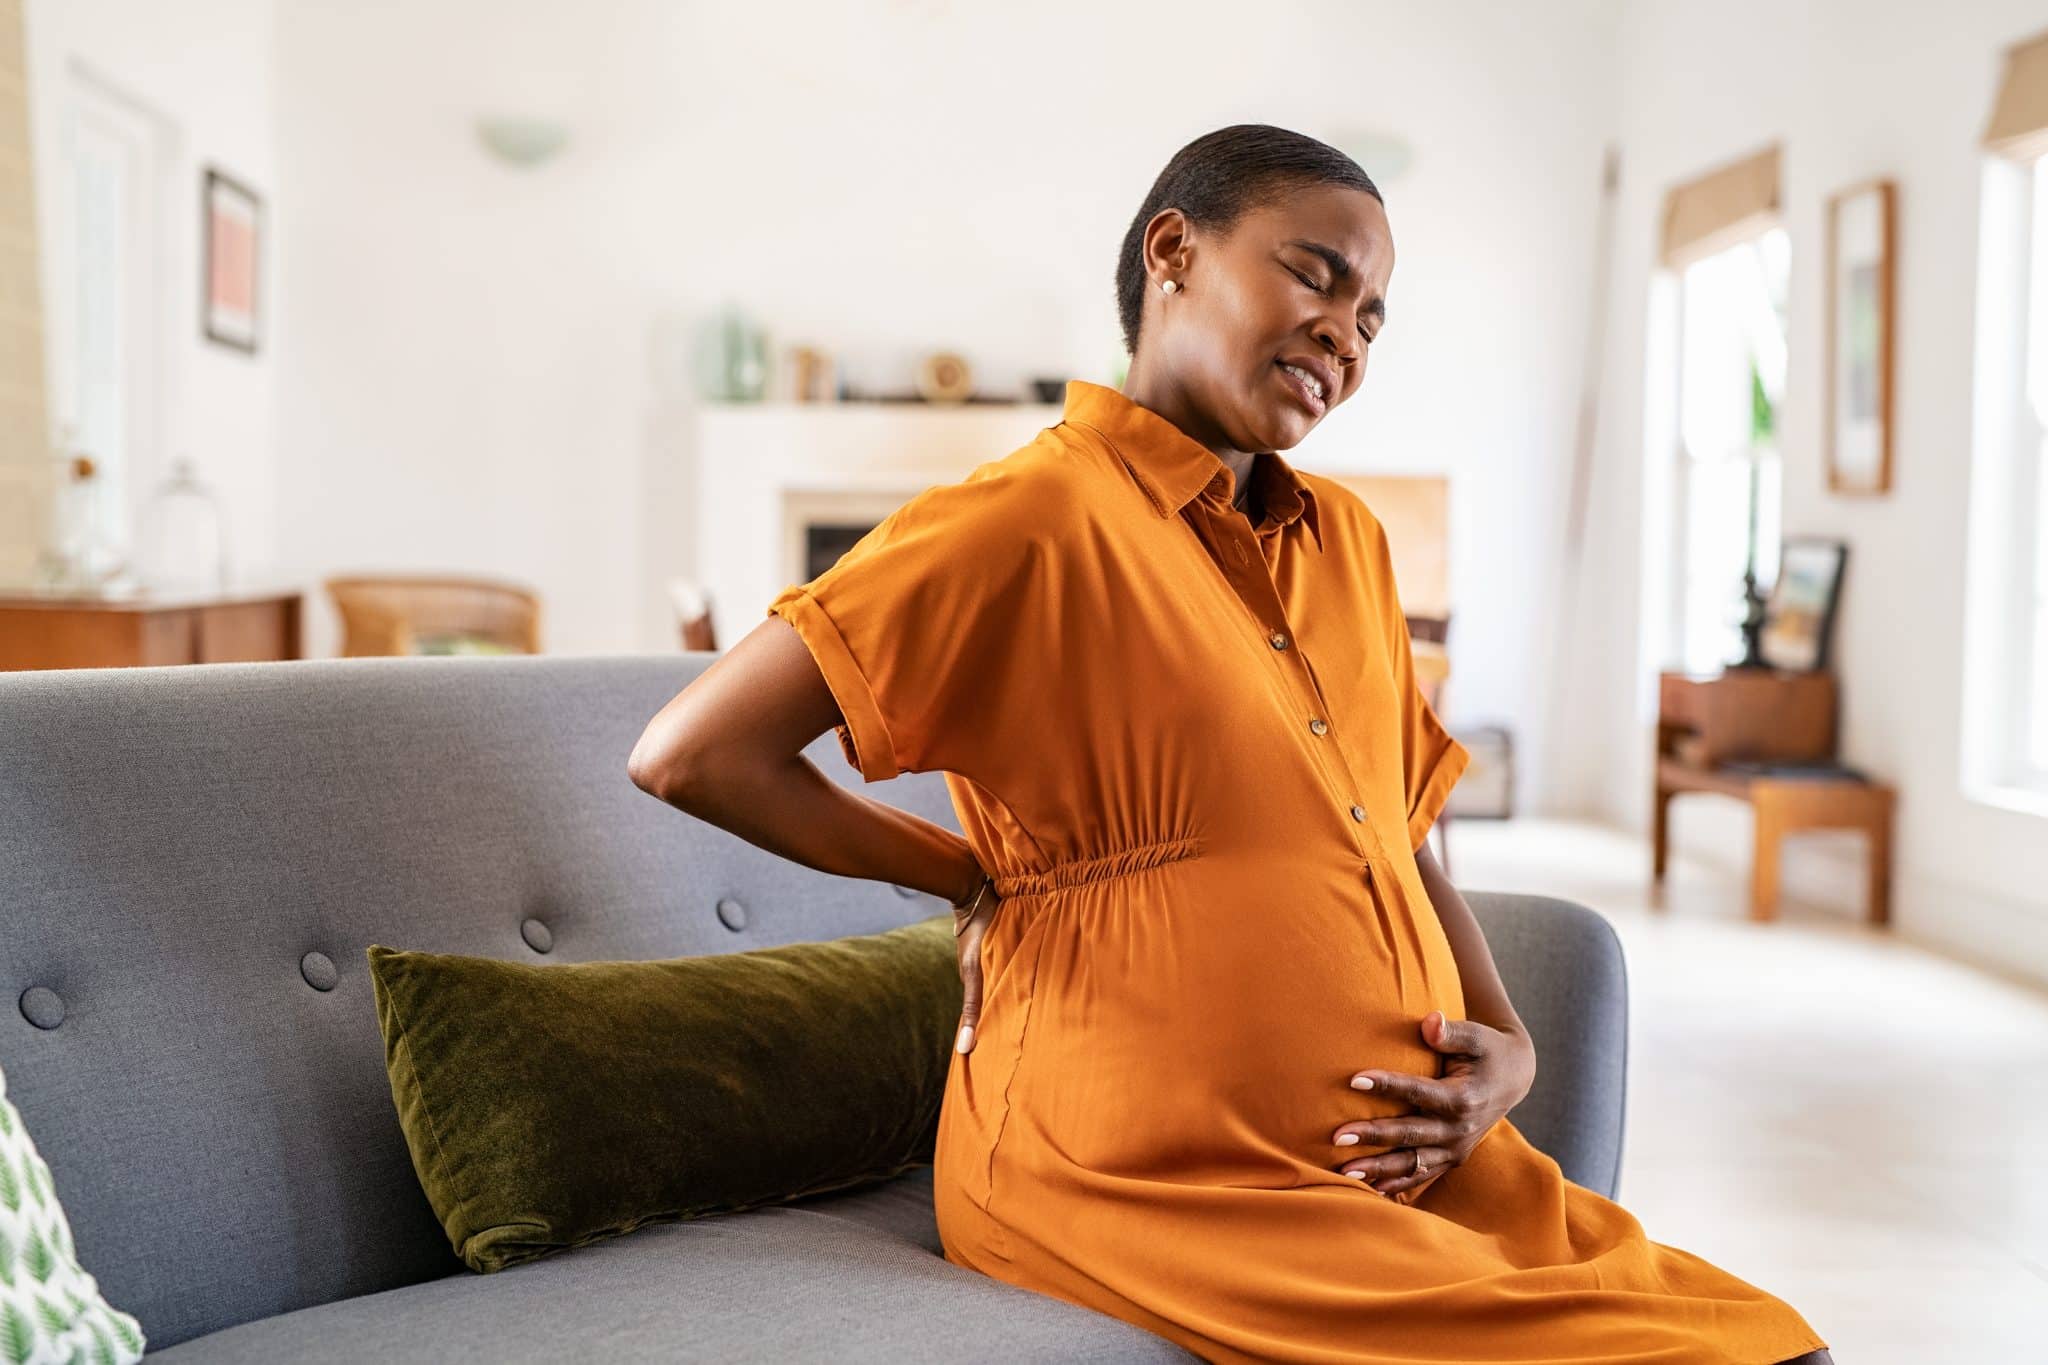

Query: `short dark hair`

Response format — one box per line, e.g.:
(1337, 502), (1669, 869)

(1115, 124), (1382, 357)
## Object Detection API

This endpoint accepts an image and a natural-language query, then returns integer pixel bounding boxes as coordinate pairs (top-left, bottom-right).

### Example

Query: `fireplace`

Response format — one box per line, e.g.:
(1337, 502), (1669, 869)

(694, 399), (1063, 647)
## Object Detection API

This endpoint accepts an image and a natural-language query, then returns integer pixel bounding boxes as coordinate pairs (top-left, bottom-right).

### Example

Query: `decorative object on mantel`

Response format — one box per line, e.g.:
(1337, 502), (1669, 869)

(695, 303), (771, 401)
(137, 456), (232, 596)
(1758, 536), (1847, 672)
(474, 114), (572, 168)
(914, 350), (974, 404)
(203, 166), (261, 354)
(1824, 177), (1895, 495)
(1028, 376), (1069, 403)
(782, 344), (840, 402)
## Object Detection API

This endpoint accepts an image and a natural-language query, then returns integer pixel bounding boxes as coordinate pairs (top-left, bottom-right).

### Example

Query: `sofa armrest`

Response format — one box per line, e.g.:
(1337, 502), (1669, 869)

(1464, 892), (1629, 1199)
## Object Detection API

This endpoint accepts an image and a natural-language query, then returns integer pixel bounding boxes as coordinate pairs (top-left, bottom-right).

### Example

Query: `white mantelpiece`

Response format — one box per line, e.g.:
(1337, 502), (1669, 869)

(695, 400), (1063, 647)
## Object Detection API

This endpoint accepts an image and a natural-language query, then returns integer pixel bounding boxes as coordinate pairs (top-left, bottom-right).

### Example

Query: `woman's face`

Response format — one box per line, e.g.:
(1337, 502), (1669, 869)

(1139, 183), (1392, 455)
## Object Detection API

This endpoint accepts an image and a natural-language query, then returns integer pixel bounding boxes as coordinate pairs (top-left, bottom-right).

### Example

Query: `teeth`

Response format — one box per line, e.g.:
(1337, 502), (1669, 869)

(1282, 363), (1324, 400)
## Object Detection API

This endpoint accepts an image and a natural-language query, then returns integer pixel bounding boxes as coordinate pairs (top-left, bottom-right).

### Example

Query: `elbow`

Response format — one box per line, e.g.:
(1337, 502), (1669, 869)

(628, 728), (704, 805)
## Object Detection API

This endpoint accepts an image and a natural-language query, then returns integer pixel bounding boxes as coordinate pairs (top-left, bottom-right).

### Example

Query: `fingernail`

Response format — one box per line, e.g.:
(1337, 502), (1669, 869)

(1343, 1170), (1366, 1179)
(1335, 1133), (1359, 1146)
(1351, 1076), (1374, 1090)
(955, 1024), (974, 1053)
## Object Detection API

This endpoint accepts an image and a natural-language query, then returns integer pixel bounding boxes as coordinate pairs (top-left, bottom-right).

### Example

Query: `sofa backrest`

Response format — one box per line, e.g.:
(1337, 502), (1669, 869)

(0, 655), (965, 1349)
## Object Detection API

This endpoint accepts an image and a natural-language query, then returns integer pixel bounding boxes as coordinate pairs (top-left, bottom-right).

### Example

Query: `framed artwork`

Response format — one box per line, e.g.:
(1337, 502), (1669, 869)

(1824, 178), (1894, 494)
(203, 166), (261, 354)
(1759, 536), (1849, 672)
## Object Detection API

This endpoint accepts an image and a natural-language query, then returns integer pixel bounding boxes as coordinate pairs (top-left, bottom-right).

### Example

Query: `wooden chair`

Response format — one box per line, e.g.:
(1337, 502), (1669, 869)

(323, 575), (542, 657)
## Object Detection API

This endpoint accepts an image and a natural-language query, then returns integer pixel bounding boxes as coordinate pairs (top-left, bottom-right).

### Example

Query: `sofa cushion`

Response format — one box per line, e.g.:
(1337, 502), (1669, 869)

(367, 914), (963, 1273)
(144, 1168), (1197, 1363)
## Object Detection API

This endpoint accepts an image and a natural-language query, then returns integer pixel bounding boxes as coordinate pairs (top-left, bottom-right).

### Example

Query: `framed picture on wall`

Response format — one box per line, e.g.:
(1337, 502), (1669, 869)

(1759, 536), (1849, 672)
(1824, 177), (1894, 495)
(203, 166), (261, 354)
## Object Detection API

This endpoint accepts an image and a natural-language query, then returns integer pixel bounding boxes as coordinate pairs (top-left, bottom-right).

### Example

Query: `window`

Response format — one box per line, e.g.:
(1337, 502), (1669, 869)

(1669, 229), (1790, 674)
(1962, 149), (2048, 809)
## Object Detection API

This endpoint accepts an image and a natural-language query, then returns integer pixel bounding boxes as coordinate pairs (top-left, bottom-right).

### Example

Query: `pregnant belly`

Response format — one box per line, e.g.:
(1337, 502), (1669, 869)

(986, 853), (1461, 1184)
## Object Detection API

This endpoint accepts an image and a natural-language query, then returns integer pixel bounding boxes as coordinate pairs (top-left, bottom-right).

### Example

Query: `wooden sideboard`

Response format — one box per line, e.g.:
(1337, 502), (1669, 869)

(0, 588), (303, 670)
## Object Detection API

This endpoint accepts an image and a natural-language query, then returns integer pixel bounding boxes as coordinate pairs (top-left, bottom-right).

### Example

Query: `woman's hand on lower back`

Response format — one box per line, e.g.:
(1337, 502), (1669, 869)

(1331, 1011), (1538, 1195)
(951, 875), (1002, 1054)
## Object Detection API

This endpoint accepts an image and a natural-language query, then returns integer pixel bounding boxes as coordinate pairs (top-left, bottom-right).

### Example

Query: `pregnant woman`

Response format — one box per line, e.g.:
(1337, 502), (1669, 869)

(629, 123), (1833, 1365)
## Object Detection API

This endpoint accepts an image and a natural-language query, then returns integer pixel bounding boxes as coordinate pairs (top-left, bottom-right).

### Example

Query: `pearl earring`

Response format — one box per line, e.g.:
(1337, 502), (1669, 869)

(1161, 279), (1180, 295)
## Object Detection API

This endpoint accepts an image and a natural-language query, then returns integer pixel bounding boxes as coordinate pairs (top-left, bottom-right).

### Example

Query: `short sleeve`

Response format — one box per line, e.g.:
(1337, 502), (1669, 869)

(765, 462), (1051, 784)
(1364, 516), (1471, 853)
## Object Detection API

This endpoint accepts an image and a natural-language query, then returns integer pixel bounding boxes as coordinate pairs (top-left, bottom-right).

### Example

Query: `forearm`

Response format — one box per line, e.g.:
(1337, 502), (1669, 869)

(1413, 837), (1526, 1039)
(654, 752), (984, 907)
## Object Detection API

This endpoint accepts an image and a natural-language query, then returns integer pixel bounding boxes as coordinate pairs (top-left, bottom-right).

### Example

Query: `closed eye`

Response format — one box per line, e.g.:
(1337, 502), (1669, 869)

(1287, 265), (1374, 343)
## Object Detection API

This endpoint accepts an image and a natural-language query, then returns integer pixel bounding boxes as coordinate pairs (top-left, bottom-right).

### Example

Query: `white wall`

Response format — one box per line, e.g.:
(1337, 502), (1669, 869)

(1560, 0), (2048, 986)
(270, 0), (1625, 807)
(23, 0), (277, 581)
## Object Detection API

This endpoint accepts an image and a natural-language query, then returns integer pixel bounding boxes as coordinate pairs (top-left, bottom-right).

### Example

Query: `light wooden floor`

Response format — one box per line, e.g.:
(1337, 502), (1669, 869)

(1448, 816), (2048, 1364)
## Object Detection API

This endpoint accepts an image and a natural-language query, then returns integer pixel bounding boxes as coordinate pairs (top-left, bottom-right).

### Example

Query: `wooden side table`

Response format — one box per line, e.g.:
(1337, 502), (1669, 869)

(0, 587), (304, 670)
(1652, 668), (1895, 925)
(1653, 757), (1895, 924)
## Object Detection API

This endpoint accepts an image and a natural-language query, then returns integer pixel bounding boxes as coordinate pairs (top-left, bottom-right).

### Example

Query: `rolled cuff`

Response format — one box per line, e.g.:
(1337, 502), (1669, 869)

(1407, 733), (1471, 853)
(766, 586), (902, 783)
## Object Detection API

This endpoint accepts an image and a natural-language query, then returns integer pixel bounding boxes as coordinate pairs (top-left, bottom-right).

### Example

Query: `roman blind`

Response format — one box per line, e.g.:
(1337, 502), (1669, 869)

(1983, 26), (2048, 162)
(1659, 143), (1782, 271)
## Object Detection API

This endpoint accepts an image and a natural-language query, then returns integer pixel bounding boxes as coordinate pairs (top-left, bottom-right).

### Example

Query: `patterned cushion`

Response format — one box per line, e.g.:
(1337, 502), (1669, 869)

(0, 1067), (146, 1364)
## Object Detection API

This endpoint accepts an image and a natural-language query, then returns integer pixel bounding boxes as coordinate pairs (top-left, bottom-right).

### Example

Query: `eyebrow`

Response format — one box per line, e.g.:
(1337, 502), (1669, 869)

(1283, 238), (1387, 324)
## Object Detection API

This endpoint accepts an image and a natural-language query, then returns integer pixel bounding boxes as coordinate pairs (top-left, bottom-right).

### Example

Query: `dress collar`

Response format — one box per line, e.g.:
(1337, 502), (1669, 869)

(1059, 381), (1323, 552)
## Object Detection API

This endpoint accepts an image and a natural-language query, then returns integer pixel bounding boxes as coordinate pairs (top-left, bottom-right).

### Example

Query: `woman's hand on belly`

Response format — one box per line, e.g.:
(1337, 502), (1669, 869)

(1329, 1010), (1537, 1195)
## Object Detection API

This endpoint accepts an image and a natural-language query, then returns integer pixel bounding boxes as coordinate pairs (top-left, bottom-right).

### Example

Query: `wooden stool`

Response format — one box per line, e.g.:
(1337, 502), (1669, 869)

(1653, 758), (1895, 925)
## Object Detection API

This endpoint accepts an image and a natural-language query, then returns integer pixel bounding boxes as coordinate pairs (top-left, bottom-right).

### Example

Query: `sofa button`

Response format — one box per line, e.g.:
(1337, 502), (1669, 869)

(521, 917), (554, 953)
(300, 951), (338, 991)
(716, 898), (749, 932)
(20, 987), (64, 1030)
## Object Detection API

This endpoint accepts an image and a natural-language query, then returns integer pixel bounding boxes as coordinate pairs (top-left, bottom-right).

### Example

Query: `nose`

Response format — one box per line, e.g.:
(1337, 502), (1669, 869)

(1311, 320), (1357, 371)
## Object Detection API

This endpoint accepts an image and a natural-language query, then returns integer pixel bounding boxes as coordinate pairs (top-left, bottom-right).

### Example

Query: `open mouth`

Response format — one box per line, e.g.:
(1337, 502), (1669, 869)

(1274, 360), (1328, 417)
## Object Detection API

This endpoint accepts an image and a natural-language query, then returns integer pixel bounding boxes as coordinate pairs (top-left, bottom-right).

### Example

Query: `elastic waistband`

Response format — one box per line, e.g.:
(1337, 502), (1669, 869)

(991, 835), (1204, 899)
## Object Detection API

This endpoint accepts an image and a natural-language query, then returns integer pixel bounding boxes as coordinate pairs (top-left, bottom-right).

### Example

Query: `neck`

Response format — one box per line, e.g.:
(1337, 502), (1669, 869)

(1120, 364), (1259, 512)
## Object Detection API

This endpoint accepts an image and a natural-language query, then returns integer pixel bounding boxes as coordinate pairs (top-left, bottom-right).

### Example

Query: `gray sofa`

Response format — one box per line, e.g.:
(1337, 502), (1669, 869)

(0, 655), (1629, 1362)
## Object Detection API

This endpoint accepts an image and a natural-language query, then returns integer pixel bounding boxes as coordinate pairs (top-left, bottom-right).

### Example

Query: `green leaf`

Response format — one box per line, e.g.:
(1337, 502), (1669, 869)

(0, 1155), (21, 1213)
(23, 1158), (44, 1210)
(0, 1302), (34, 1365)
(107, 1311), (142, 1354)
(0, 1227), (17, 1287)
(32, 1292), (68, 1336)
(87, 1320), (115, 1365)
(0, 1102), (15, 1137)
(24, 1228), (54, 1283)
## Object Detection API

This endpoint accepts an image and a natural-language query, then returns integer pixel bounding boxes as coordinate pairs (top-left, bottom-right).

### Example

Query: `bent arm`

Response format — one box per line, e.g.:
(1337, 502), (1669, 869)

(627, 614), (984, 907)
(1413, 835), (1529, 1047)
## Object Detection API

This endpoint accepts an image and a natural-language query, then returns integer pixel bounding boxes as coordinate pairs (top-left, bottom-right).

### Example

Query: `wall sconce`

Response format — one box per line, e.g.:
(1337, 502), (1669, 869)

(475, 115), (572, 169)
(1328, 128), (1415, 184)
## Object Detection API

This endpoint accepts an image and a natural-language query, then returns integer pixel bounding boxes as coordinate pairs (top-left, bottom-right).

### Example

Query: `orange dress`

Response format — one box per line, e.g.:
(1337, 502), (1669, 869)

(767, 381), (1830, 1365)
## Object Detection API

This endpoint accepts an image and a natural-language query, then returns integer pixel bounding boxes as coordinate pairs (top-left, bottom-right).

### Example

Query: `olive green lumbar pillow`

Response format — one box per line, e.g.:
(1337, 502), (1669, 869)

(367, 914), (961, 1274)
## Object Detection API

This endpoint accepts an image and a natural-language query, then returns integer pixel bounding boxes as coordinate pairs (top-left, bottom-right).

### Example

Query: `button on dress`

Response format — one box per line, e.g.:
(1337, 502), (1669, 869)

(766, 381), (1829, 1364)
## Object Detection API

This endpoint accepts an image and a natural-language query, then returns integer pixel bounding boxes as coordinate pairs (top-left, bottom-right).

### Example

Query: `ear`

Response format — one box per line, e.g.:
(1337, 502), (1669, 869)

(1143, 207), (1192, 285)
